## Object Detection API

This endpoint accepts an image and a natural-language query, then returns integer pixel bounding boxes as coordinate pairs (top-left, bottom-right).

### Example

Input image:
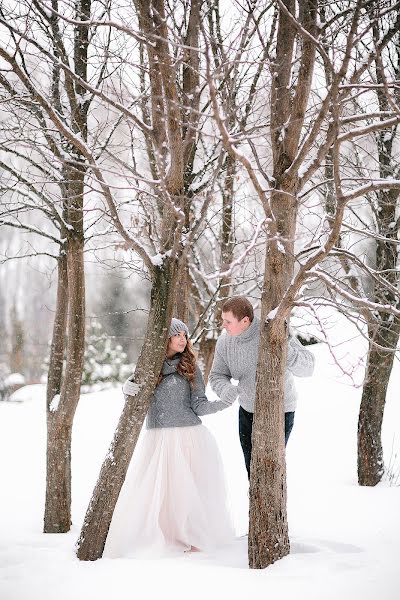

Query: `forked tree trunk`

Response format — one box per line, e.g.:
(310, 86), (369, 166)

(44, 186), (86, 531)
(248, 0), (317, 569)
(43, 0), (90, 532)
(76, 258), (180, 561)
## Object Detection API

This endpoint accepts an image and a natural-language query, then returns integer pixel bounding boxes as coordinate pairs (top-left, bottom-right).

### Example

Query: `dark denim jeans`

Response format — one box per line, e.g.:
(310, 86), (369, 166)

(238, 406), (295, 479)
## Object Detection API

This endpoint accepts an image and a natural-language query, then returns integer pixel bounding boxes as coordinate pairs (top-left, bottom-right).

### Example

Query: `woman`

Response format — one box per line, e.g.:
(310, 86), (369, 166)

(103, 318), (235, 558)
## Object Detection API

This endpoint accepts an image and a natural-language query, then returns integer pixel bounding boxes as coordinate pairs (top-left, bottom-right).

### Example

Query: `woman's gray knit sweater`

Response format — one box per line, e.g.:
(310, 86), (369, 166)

(209, 317), (315, 413)
(123, 357), (233, 429)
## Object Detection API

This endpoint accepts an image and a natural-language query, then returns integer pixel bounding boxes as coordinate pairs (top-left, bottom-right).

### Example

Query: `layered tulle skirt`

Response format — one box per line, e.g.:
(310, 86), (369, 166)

(103, 425), (234, 558)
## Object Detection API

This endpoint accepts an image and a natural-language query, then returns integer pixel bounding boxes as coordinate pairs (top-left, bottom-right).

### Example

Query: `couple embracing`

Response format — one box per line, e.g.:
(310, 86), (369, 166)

(103, 296), (315, 558)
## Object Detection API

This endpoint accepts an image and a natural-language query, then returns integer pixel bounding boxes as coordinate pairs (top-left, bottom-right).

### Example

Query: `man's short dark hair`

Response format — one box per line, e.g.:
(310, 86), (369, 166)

(222, 296), (254, 322)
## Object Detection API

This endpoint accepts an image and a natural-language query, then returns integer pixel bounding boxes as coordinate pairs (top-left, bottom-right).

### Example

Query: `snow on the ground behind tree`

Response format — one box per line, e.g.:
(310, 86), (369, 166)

(1, 314), (399, 600)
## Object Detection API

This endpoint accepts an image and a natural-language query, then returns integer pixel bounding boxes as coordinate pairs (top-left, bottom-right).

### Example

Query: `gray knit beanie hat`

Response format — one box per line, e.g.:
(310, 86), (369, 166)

(169, 318), (189, 338)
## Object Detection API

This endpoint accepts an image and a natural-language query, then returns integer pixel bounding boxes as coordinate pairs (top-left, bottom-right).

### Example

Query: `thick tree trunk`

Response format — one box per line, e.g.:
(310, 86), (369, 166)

(248, 0), (317, 569)
(248, 187), (297, 568)
(76, 259), (180, 561)
(249, 321), (289, 565)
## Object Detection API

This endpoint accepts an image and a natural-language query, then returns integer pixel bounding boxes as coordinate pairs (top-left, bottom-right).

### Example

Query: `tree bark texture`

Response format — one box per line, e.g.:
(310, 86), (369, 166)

(357, 194), (400, 485)
(249, 0), (317, 569)
(358, 39), (400, 485)
(75, 0), (187, 562)
(44, 165), (86, 532)
(358, 319), (400, 486)
(75, 258), (180, 560)
(197, 155), (235, 381)
(248, 188), (297, 568)
(44, 249), (68, 531)
(43, 0), (90, 533)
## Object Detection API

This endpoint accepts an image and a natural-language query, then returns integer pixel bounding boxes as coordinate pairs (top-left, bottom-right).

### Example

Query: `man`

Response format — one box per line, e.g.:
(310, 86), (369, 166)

(209, 296), (315, 479)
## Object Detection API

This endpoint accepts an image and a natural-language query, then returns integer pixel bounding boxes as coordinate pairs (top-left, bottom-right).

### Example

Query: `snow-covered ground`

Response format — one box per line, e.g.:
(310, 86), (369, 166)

(1, 336), (399, 600)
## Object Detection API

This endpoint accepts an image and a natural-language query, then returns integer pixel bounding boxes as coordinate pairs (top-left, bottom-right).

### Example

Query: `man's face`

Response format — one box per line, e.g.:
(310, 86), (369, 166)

(221, 311), (251, 336)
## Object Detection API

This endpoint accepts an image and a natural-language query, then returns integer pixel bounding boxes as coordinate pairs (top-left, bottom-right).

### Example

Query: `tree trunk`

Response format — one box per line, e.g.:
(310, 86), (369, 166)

(198, 337), (217, 384)
(76, 258), (180, 561)
(248, 186), (297, 568)
(357, 194), (400, 486)
(9, 302), (24, 373)
(358, 35), (400, 485)
(44, 191), (86, 531)
(44, 249), (68, 532)
(44, 420), (74, 532)
(197, 155), (235, 381)
(44, 0), (89, 532)
(175, 256), (190, 324)
(358, 320), (400, 485)
(248, 0), (317, 568)
(249, 321), (289, 564)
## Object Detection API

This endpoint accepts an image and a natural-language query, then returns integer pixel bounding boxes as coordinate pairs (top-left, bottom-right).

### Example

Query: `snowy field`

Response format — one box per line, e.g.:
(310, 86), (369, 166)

(1, 334), (400, 600)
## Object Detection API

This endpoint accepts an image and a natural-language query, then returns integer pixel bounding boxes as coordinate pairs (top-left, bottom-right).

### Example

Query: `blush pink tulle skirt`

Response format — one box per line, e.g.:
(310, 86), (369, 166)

(103, 424), (235, 558)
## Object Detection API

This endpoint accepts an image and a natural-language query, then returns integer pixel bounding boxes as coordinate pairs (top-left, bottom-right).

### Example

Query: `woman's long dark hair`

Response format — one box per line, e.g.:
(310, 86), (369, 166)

(176, 338), (196, 385)
(159, 337), (196, 386)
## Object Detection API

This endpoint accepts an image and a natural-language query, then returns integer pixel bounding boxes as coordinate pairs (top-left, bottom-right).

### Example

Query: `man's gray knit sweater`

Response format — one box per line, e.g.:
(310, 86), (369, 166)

(209, 317), (315, 413)
(123, 356), (233, 429)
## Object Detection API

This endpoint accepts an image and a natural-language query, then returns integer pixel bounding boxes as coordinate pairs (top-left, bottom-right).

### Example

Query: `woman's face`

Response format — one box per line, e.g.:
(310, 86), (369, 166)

(167, 331), (187, 357)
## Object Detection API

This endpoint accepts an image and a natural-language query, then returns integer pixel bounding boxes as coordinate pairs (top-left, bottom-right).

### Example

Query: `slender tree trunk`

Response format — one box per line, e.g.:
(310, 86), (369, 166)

(44, 249), (68, 531)
(198, 337), (217, 383)
(218, 154), (235, 311)
(9, 303), (24, 373)
(44, 166), (86, 531)
(358, 319), (400, 485)
(43, 0), (89, 532)
(357, 27), (400, 484)
(76, 258), (180, 561)
(356, 190), (400, 486)
(175, 258), (190, 323)
(198, 155), (235, 381)
(45, 251), (68, 407)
